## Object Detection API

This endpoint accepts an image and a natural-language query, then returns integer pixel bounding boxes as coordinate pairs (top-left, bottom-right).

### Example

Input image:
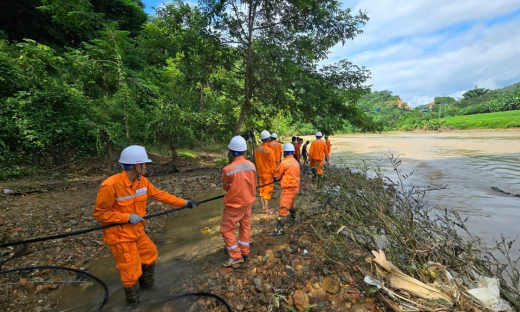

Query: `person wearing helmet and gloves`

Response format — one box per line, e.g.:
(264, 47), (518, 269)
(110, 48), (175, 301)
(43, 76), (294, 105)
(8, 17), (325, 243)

(308, 131), (329, 184)
(270, 143), (300, 236)
(269, 133), (282, 168)
(93, 145), (199, 304)
(255, 130), (278, 215)
(221, 136), (257, 267)
(324, 135), (332, 166)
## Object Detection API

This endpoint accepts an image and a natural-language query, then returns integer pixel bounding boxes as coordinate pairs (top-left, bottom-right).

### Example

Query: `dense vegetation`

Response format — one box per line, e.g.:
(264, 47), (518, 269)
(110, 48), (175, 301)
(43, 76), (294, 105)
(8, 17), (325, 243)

(0, 0), (382, 179)
(358, 83), (520, 131)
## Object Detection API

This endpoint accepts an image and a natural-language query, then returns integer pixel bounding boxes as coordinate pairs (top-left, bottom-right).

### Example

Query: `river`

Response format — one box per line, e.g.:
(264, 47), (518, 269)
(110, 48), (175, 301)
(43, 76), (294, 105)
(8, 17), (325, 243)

(326, 130), (520, 260)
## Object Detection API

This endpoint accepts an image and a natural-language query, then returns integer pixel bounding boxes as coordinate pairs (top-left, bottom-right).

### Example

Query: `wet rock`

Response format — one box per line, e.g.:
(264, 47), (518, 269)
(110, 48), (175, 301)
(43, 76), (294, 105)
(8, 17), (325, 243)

(323, 276), (340, 295)
(292, 290), (309, 311)
(254, 293), (267, 305)
(274, 250), (283, 258)
(286, 246), (295, 254)
(311, 288), (327, 302)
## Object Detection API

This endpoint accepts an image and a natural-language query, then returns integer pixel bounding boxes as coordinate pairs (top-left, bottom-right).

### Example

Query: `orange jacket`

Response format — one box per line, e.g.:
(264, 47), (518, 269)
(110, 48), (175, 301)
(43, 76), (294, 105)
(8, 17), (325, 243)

(309, 138), (329, 160)
(222, 156), (257, 208)
(255, 142), (278, 178)
(278, 155), (300, 190)
(93, 172), (186, 244)
(326, 139), (332, 155)
(269, 140), (282, 165)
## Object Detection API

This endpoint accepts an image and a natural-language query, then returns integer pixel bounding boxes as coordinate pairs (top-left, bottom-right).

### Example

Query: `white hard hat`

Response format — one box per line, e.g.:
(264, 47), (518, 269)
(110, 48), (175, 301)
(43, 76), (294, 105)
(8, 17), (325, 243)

(260, 130), (271, 140)
(316, 131), (323, 137)
(283, 143), (295, 152)
(228, 136), (247, 152)
(119, 145), (152, 164)
(271, 133), (278, 138)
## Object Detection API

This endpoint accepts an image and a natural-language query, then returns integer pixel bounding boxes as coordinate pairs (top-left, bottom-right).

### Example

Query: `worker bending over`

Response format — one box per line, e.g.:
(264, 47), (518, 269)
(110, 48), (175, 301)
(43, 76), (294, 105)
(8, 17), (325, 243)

(220, 136), (257, 267)
(255, 130), (278, 214)
(308, 131), (329, 184)
(271, 143), (300, 236)
(93, 146), (198, 304)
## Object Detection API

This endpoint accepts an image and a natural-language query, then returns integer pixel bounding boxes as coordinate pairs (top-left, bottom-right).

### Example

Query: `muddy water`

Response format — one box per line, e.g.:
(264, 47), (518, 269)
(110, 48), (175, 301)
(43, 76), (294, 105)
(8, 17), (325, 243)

(327, 130), (520, 258)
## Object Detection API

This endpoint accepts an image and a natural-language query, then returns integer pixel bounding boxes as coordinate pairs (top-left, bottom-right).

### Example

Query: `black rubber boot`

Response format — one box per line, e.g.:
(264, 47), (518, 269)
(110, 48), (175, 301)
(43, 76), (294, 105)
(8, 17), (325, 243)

(289, 208), (296, 220)
(317, 174), (323, 185)
(311, 168), (317, 178)
(270, 216), (286, 236)
(139, 262), (155, 289)
(124, 283), (140, 304)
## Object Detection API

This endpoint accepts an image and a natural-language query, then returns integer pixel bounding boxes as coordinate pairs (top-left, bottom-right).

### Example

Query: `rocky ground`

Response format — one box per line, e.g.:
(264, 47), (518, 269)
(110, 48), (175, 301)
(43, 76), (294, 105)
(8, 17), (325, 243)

(0, 153), (381, 312)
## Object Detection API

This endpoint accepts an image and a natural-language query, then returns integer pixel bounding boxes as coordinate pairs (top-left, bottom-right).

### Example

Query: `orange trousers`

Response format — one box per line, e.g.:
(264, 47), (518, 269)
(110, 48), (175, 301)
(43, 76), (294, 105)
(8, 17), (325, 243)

(279, 188), (298, 217)
(220, 206), (251, 260)
(109, 233), (158, 288)
(259, 176), (274, 200)
(310, 159), (324, 175)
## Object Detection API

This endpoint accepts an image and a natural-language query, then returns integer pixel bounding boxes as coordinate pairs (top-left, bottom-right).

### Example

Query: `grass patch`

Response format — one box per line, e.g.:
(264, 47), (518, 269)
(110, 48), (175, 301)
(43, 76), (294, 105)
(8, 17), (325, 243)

(177, 149), (198, 158)
(444, 110), (520, 129)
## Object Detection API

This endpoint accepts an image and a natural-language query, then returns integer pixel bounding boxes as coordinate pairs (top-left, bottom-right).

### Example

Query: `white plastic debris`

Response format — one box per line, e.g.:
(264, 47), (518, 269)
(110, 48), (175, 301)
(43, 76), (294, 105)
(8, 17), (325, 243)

(468, 276), (512, 311)
(303, 249), (308, 254)
(3, 189), (14, 194)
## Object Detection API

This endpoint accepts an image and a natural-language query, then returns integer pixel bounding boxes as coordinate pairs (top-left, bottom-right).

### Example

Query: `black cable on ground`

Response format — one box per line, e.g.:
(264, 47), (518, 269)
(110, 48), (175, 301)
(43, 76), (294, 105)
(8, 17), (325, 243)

(0, 180), (278, 249)
(0, 266), (109, 312)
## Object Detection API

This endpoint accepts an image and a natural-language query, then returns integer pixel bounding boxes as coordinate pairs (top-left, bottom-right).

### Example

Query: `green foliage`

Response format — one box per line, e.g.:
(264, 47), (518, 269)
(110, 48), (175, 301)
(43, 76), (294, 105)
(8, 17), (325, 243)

(443, 110), (520, 129)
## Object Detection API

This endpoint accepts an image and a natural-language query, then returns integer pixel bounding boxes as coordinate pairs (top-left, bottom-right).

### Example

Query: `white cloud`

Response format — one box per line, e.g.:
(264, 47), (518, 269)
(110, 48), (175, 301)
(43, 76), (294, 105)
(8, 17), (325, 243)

(330, 1), (520, 107)
(410, 95), (434, 107)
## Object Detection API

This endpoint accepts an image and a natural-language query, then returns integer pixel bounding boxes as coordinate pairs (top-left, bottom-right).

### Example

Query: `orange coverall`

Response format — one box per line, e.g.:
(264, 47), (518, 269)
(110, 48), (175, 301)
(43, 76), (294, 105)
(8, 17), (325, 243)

(269, 140), (283, 168)
(278, 155), (300, 217)
(255, 142), (278, 200)
(221, 156), (257, 260)
(308, 138), (329, 175)
(326, 139), (332, 157)
(93, 172), (186, 288)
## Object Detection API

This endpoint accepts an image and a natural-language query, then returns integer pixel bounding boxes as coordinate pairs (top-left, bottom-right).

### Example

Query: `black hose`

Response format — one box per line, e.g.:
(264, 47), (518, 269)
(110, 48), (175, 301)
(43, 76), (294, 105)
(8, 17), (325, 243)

(0, 266), (109, 312)
(0, 180), (278, 249)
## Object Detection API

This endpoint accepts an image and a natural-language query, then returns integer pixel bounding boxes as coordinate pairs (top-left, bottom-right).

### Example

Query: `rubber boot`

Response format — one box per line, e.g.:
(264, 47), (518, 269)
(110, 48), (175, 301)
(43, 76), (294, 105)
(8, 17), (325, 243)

(270, 216), (286, 236)
(317, 174), (323, 185)
(139, 262), (155, 289)
(124, 283), (140, 304)
(311, 168), (317, 178)
(289, 208), (296, 220)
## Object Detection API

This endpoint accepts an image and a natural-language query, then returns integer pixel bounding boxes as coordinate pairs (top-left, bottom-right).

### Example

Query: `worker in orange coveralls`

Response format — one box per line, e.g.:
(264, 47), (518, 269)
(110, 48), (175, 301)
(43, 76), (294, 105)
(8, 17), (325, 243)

(269, 132), (282, 168)
(308, 131), (329, 184)
(270, 143), (300, 236)
(220, 136), (257, 267)
(255, 130), (278, 215)
(93, 145), (199, 304)
(325, 135), (332, 166)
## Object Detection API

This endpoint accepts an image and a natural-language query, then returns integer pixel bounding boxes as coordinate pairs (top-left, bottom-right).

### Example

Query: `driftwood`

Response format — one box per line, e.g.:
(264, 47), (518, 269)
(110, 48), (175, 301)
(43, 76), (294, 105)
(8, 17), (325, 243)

(372, 250), (454, 304)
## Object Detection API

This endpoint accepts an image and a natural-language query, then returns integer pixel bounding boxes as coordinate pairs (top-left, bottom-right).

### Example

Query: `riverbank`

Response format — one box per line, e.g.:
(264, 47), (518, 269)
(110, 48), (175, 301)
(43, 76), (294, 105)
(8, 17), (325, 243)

(1, 152), (518, 311)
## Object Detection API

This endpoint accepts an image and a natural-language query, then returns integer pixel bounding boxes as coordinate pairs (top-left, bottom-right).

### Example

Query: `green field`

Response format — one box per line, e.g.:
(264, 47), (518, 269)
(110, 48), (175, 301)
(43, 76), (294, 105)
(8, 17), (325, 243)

(443, 110), (520, 129)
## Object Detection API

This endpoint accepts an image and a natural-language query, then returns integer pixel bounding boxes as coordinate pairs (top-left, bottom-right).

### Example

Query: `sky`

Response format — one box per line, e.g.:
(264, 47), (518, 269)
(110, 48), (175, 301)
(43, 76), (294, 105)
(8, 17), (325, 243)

(142, 0), (520, 107)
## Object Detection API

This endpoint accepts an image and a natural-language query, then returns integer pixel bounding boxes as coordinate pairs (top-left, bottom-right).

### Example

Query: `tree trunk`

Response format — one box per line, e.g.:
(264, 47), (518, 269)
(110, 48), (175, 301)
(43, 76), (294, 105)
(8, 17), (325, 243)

(234, 0), (257, 135)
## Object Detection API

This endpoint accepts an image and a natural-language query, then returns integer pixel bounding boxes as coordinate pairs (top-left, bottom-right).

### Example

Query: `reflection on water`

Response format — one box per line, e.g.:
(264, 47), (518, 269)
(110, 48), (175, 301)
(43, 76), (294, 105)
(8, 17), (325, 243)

(329, 130), (520, 264)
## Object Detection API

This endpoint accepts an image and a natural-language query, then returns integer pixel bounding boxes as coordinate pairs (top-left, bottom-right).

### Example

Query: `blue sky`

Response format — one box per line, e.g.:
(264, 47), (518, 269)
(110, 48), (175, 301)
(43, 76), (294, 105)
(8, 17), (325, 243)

(143, 0), (520, 107)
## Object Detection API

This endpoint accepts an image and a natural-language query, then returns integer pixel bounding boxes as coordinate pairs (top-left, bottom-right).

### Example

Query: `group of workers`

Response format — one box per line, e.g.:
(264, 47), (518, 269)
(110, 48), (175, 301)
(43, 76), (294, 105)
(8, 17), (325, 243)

(92, 131), (332, 304)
